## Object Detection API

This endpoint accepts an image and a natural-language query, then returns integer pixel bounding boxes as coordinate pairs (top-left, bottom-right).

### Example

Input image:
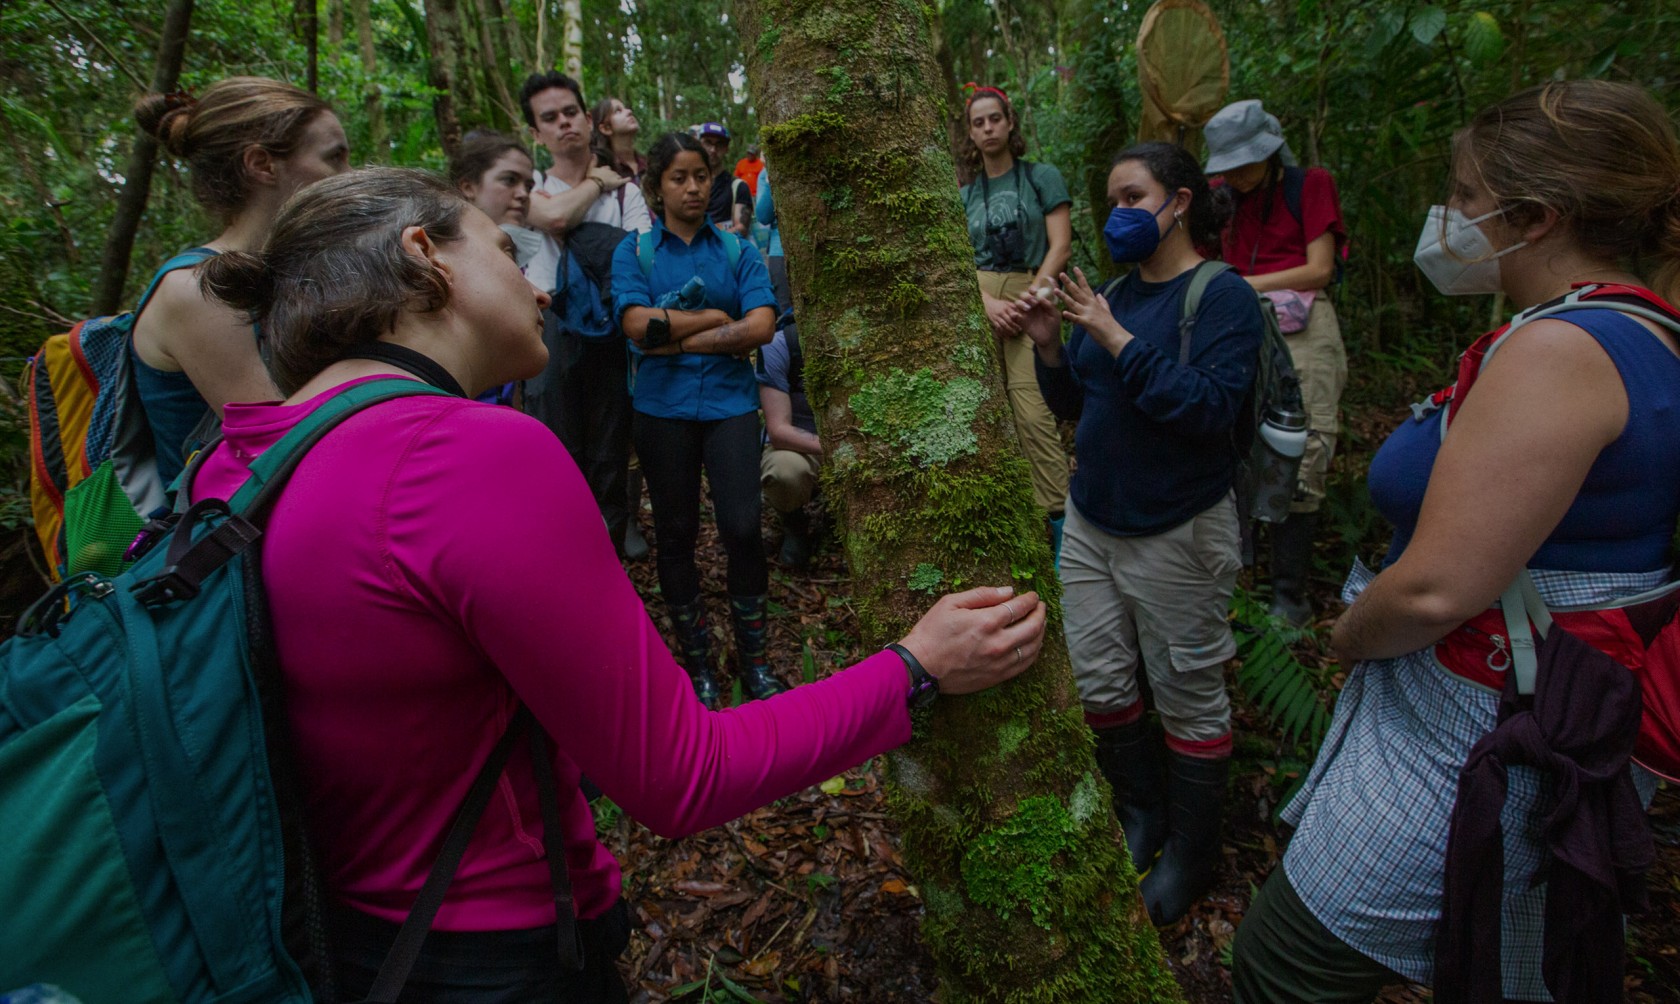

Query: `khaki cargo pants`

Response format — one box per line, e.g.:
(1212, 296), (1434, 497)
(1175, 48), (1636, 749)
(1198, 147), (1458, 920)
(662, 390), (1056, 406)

(1284, 297), (1348, 514)
(976, 270), (1072, 513)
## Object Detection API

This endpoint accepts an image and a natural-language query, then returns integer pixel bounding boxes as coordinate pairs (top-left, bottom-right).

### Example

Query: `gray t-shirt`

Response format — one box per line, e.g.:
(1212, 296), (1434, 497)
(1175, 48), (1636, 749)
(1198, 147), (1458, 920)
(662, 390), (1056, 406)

(960, 160), (1072, 272)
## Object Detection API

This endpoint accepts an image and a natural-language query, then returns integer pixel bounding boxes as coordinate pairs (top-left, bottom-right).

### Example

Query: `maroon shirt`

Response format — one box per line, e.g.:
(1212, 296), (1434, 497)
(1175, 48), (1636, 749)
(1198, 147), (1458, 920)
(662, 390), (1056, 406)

(1219, 166), (1347, 279)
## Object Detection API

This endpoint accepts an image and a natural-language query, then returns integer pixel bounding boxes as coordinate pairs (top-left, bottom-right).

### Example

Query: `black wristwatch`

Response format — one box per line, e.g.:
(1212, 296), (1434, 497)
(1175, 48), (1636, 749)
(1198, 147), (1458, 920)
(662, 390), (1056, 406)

(644, 313), (672, 349)
(888, 642), (939, 709)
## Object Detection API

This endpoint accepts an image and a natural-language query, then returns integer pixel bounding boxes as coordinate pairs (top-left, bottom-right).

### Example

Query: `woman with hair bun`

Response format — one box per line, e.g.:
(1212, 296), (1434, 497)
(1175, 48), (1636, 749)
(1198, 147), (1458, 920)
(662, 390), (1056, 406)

(190, 166), (1045, 999)
(131, 76), (348, 482)
(1019, 140), (1260, 927)
(1233, 80), (1680, 1004)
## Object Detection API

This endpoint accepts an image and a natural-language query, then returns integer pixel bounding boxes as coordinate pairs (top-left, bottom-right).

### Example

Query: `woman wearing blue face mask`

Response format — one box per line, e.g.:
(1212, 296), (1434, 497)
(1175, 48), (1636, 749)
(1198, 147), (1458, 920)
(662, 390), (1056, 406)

(1019, 141), (1262, 926)
(1231, 80), (1680, 1004)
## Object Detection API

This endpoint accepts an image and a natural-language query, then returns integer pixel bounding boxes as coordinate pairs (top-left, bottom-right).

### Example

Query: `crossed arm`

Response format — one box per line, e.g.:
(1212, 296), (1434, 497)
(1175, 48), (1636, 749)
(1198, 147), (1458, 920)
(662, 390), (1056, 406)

(622, 304), (777, 357)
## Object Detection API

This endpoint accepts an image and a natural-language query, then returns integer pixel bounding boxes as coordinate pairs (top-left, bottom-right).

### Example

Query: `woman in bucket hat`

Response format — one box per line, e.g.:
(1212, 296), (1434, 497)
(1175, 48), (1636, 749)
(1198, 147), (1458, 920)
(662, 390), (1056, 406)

(1205, 99), (1349, 626)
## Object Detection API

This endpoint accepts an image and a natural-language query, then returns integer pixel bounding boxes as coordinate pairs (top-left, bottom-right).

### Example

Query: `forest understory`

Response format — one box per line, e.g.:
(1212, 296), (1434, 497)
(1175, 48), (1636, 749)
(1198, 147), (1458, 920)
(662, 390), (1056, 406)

(610, 480), (1680, 1004)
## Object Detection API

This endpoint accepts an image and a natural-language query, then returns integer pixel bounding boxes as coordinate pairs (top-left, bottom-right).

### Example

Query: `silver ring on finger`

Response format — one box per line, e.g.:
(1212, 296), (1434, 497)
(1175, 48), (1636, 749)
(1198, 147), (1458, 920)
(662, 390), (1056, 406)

(1003, 600), (1019, 624)
(1013, 645), (1023, 664)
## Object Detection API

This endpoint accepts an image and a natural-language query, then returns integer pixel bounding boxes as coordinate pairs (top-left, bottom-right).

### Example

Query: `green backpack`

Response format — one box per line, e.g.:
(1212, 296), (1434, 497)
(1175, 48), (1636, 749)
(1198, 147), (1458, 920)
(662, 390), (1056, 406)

(0, 378), (578, 1003)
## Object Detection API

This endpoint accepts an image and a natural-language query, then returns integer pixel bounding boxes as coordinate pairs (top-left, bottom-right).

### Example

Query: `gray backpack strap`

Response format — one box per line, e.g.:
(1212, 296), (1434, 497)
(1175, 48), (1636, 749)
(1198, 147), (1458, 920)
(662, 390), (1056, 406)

(1177, 261), (1232, 365)
(1499, 570), (1553, 696)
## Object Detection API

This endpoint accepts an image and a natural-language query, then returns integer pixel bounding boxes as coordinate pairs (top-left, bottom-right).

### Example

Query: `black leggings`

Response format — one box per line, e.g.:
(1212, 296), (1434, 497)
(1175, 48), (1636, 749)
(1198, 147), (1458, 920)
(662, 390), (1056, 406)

(633, 410), (766, 604)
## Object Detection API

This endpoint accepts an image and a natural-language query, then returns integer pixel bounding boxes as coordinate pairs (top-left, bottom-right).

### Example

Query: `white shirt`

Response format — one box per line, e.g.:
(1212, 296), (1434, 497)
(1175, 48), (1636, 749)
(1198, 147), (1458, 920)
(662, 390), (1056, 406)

(523, 168), (653, 293)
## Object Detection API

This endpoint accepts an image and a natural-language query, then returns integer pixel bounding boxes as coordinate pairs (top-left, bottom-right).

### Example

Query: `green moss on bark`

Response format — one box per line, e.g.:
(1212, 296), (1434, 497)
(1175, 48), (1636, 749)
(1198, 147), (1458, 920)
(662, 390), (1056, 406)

(737, 0), (1182, 998)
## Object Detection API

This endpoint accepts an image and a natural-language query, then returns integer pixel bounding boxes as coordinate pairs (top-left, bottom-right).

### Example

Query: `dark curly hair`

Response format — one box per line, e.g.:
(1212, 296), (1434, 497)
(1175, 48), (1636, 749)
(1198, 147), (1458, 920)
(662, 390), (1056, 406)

(641, 132), (709, 216)
(1112, 141), (1236, 251)
(518, 71), (584, 127)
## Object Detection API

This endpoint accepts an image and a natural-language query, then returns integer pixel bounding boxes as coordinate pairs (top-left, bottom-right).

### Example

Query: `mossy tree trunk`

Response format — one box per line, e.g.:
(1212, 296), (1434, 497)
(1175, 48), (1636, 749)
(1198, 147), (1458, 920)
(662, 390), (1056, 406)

(421, 0), (470, 154)
(735, 2), (1182, 1000)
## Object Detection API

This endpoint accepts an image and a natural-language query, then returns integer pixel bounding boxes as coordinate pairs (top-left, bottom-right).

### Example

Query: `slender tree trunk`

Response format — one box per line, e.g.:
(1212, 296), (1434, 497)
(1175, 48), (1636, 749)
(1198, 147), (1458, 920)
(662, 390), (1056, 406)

(472, 0), (520, 126)
(422, 0), (468, 153)
(354, 0), (385, 159)
(485, 0), (528, 71)
(535, 0), (546, 70)
(328, 0), (344, 46)
(559, 0), (583, 78)
(92, 0), (194, 316)
(298, 0), (319, 92)
(735, 1), (1181, 1000)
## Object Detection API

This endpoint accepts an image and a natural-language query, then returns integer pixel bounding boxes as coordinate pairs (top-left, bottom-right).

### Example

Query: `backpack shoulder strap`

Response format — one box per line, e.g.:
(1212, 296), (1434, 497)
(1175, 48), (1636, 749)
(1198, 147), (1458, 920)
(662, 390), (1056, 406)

(222, 379), (451, 518)
(1281, 166), (1306, 227)
(1094, 272), (1127, 300)
(1485, 285), (1680, 367)
(1020, 161), (1047, 208)
(716, 225), (744, 270)
(1177, 261), (1232, 365)
(636, 229), (657, 278)
(135, 246), (219, 317)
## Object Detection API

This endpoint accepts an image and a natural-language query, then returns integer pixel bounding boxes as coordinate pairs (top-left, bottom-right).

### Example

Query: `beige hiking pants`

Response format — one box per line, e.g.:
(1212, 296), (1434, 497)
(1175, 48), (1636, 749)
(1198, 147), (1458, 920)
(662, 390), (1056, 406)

(977, 270), (1072, 514)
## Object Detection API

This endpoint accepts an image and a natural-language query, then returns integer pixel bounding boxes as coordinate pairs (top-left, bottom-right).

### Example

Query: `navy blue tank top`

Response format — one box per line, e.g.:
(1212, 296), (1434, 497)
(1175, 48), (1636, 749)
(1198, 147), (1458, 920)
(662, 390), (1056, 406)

(131, 247), (222, 484)
(1369, 309), (1680, 572)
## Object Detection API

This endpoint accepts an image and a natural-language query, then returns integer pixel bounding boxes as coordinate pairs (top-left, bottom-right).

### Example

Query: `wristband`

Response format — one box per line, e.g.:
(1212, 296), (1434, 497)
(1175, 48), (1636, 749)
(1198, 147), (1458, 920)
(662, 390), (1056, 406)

(644, 313), (672, 350)
(887, 642), (939, 710)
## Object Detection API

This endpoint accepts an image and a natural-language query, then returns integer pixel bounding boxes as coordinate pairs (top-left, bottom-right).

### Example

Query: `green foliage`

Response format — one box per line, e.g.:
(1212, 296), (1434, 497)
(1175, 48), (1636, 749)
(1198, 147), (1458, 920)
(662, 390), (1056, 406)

(669, 955), (768, 1002)
(1230, 586), (1332, 750)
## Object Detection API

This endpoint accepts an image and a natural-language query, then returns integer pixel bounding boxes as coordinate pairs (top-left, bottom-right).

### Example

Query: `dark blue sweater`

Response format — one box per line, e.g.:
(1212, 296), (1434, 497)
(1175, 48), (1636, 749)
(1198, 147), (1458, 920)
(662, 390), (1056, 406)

(1035, 266), (1263, 536)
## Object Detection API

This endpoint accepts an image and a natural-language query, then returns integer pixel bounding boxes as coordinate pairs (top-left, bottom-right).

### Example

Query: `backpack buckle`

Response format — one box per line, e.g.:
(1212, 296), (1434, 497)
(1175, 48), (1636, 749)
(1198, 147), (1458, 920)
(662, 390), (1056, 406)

(131, 566), (201, 607)
(125, 514), (181, 564)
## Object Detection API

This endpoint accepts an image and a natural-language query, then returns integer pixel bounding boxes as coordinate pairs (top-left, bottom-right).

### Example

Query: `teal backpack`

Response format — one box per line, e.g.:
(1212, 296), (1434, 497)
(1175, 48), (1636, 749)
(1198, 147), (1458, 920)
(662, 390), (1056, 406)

(0, 379), (578, 1003)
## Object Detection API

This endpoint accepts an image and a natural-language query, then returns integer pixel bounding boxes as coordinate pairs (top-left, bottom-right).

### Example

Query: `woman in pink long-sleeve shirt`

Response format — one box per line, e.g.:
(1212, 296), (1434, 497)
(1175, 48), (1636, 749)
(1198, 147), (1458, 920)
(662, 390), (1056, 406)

(193, 168), (1047, 1001)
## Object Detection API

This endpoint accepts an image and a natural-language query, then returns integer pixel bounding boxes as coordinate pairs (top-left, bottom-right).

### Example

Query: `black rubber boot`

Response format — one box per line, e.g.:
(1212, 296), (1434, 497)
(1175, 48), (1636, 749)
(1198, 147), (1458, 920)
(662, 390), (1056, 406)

(1140, 752), (1230, 926)
(621, 468), (650, 561)
(776, 508), (813, 571)
(1092, 718), (1167, 873)
(1267, 511), (1317, 627)
(666, 599), (722, 710)
(730, 594), (789, 701)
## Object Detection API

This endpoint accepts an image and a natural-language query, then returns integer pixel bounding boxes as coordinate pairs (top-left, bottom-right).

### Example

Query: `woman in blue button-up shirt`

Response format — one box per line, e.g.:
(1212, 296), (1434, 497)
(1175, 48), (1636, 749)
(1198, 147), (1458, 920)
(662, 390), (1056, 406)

(613, 132), (781, 711)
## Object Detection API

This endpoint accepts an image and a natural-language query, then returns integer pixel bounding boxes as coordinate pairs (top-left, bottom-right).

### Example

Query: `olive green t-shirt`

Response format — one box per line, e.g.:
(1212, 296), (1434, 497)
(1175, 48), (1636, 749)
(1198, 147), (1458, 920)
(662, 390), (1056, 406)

(960, 160), (1072, 272)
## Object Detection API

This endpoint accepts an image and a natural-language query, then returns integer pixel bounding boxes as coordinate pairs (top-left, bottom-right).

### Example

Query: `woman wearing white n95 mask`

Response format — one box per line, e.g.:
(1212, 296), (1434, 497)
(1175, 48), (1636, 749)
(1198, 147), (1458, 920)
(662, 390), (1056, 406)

(1232, 80), (1680, 1004)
